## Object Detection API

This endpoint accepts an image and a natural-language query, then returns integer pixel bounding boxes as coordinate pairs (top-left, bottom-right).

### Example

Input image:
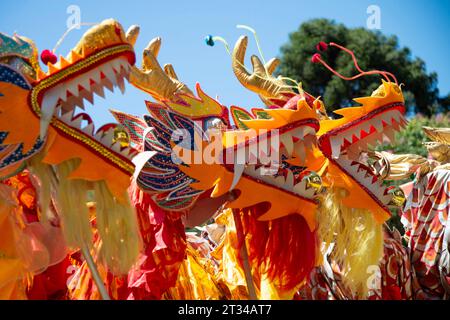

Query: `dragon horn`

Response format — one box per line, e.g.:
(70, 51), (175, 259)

(126, 27), (192, 101)
(232, 35), (293, 106)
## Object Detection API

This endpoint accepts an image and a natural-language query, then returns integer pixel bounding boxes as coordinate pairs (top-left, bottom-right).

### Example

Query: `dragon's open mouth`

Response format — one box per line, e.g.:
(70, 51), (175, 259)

(30, 22), (137, 174)
(224, 120), (319, 201)
(242, 164), (318, 201)
(322, 102), (405, 159)
(320, 100), (406, 209)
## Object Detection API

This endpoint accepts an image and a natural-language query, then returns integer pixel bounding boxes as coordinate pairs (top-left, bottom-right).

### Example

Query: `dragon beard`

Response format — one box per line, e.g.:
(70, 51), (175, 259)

(28, 157), (141, 275)
(317, 187), (383, 298)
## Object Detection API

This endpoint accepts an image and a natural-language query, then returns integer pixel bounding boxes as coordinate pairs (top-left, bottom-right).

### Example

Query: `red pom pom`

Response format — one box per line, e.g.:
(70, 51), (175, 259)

(40, 50), (58, 65)
(316, 41), (328, 52)
(311, 53), (322, 64)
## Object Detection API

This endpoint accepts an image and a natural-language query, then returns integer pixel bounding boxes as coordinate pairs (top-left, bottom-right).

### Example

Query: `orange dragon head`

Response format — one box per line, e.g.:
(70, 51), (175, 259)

(310, 43), (407, 223)
(0, 19), (144, 274)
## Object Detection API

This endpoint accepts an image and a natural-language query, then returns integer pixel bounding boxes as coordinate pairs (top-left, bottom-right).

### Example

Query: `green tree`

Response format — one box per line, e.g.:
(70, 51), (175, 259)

(278, 19), (441, 116)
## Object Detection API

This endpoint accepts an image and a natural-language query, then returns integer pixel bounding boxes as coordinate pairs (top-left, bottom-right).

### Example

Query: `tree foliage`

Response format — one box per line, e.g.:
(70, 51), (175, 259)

(278, 19), (442, 115)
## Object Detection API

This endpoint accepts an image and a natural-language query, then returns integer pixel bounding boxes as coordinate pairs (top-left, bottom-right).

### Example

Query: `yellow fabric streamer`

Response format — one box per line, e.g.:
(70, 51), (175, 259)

(55, 159), (93, 249)
(94, 181), (141, 275)
(317, 187), (383, 298)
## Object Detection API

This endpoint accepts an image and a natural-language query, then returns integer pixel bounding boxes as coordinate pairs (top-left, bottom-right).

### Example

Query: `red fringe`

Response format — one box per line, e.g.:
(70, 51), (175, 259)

(241, 204), (317, 291)
(112, 181), (187, 299)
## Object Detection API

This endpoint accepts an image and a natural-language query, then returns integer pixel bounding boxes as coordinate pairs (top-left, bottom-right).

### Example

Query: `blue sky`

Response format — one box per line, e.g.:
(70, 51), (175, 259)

(1, 0), (449, 125)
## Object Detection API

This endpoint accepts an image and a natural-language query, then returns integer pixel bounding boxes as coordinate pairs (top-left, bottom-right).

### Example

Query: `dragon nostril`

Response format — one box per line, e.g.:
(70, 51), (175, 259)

(114, 25), (122, 37)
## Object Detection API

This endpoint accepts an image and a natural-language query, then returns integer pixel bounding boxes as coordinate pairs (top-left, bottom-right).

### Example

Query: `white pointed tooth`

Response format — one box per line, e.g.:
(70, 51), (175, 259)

(400, 118), (408, 128)
(391, 111), (402, 122)
(70, 116), (82, 128)
(83, 90), (94, 105)
(294, 141), (305, 163)
(103, 77), (115, 93)
(40, 89), (60, 138)
(376, 180), (384, 190)
(384, 129), (396, 143)
(111, 59), (123, 73)
(59, 100), (71, 114)
(274, 176), (285, 188)
(339, 131), (351, 146)
(92, 70), (102, 84)
(360, 121), (372, 135)
(381, 193), (393, 204)
(77, 73), (91, 92)
(382, 112), (396, 127)
(391, 120), (401, 132)
(60, 110), (73, 123)
(331, 136), (342, 159)
(304, 134), (316, 150)
(375, 186), (386, 197)
(248, 165), (259, 174)
(93, 84), (105, 99)
(243, 166), (254, 177)
(305, 188), (316, 198)
(124, 69), (130, 81)
(291, 127), (305, 140)
(247, 146), (258, 165)
(55, 105), (62, 118)
(346, 144), (360, 160)
(54, 85), (67, 102)
(117, 76), (126, 94)
(373, 119), (384, 132)
(254, 169), (269, 182)
(120, 146), (132, 158)
(347, 162), (359, 175)
(74, 97), (85, 110)
(280, 134), (294, 157)
(82, 123), (94, 135)
(101, 129), (115, 145)
(293, 179), (307, 195)
(95, 130), (104, 140)
(285, 170), (294, 188)
(235, 145), (248, 165)
(258, 138), (269, 161)
(356, 168), (368, 181)
(307, 126), (316, 135)
(102, 64), (117, 85)
(111, 142), (122, 152)
(66, 79), (80, 97)
(230, 164), (245, 191)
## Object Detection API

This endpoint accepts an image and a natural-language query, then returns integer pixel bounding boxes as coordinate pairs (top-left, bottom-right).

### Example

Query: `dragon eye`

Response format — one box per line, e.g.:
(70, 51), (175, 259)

(387, 186), (406, 207)
(302, 171), (323, 194)
(113, 126), (130, 147)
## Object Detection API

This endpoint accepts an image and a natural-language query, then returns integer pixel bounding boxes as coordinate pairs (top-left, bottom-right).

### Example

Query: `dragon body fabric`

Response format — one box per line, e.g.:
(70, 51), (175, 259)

(0, 20), (449, 300)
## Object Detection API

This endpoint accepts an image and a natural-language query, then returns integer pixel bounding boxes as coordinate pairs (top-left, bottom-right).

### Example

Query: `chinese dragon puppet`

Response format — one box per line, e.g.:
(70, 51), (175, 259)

(0, 19), (448, 301)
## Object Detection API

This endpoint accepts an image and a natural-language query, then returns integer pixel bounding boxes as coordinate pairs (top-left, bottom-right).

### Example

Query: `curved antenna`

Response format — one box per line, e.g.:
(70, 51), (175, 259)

(236, 24), (269, 78)
(313, 42), (398, 84)
(52, 22), (99, 54)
